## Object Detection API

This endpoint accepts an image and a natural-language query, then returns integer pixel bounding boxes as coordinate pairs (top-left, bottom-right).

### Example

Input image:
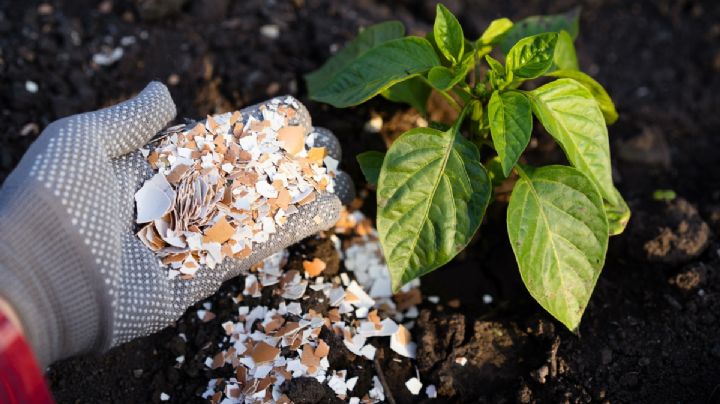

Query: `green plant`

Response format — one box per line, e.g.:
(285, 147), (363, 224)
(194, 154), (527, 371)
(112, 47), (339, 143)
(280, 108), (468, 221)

(306, 5), (630, 330)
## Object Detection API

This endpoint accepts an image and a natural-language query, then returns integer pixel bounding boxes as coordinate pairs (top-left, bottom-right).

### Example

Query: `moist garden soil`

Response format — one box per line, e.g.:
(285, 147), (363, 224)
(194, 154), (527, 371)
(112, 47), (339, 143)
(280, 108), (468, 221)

(2, 0), (720, 402)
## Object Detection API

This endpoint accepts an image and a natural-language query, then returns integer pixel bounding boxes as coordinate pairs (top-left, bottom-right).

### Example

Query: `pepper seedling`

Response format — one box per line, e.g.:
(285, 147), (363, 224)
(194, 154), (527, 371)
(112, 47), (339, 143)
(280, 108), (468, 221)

(306, 5), (630, 330)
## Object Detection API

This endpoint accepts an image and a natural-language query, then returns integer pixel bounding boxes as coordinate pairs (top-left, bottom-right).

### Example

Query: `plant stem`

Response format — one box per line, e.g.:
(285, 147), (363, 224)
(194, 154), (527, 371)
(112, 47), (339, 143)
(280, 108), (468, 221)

(451, 103), (472, 135)
(438, 90), (462, 112)
(473, 49), (480, 85)
(452, 86), (473, 103)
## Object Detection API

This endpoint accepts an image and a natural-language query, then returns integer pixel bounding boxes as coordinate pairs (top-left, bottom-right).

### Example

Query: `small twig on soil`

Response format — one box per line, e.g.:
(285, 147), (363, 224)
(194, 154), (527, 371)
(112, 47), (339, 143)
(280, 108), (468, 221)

(549, 336), (561, 378)
(373, 357), (397, 404)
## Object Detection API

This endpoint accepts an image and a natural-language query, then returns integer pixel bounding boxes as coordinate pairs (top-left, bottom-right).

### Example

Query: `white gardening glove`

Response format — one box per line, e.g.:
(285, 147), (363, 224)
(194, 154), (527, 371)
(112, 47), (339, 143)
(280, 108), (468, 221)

(0, 82), (354, 367)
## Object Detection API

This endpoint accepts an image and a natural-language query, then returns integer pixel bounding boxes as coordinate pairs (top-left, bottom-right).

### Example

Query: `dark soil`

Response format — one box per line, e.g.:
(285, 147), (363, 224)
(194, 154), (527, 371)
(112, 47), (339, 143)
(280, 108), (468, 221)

(2, 0), (720, 402)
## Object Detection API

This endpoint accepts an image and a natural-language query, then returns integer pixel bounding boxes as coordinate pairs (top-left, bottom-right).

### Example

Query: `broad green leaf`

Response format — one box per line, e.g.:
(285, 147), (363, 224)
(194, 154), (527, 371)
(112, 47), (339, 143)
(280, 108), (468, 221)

(500, 7), (580, 53)
(425, 31), (446, 65)
(356, 151), (386, 186)
(434, 4), (464, 64)
(527, 78), (617, 205)
(377, 126), (491, 290)
(546, 69), (618, 124)
(478, 18), (514, 46)
(506, 32), (558, 81)
(305, 21), (405, 96)
(427, 66), (456, 91)
(427, 51), (475, 91)
(488, 91), (533, 176)
(310, 37), (441, 108)
(382, 77), (432, 116)
(426, 66), (467, 92)
(553, 30), (579, 71)
(428, 121), (451, 131)
(605, 186), (630, 236)
(507, 165), (608, 330)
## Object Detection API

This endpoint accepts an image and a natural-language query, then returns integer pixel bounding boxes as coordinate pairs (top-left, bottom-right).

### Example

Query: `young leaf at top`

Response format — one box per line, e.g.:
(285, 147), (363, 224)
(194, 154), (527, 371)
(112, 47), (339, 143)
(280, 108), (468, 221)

(546, 69), (618, 124)
(500, 7), (580, 53)
(434, 4), (465, 64)
(382, 77), (432, 116)
(506, 32), (558, 82)
(478, 18), (514, 46)
(485, 55), (505, 74)
(527, 78), (617, 204)
(507, 165), (609, 331)
(488, 91), (533, 176)
(310, 37), (440, 108)
(377, 125), (491, 290)
(485, 55), (507, 90)
(305, 21), (405, 96)
(356, 151), (386, 186)
(604, 186), (630, 235)
(553, 30), (579, 71)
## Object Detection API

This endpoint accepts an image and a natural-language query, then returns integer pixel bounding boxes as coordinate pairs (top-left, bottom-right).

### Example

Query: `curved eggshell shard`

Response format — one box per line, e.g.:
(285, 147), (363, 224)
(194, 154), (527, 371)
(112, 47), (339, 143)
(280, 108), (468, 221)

(135, 173), (175, 223)
(277, 125), (306, 155)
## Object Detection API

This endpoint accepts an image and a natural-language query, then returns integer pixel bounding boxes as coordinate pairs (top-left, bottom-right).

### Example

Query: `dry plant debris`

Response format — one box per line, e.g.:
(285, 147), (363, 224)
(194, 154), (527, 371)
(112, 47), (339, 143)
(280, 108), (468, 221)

(134, 97), (337, 279)
(192, 209), (425, 403)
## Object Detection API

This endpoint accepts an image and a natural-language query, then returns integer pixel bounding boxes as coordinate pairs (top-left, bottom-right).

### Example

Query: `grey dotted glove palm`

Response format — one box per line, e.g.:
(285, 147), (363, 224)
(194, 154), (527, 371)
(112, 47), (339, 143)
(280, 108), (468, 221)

(0, 82), (354, 367)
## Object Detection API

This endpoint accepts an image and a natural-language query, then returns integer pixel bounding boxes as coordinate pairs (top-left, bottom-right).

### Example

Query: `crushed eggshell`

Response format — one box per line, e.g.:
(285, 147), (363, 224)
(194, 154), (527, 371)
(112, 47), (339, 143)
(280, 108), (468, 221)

(302, 257), (326, 277)
(405, 377), (423, 395)
(390, 324), (417, 359)
(135, 97), (336, 278)
(195, 208), (426, 403)
(250, 341), (280, 364)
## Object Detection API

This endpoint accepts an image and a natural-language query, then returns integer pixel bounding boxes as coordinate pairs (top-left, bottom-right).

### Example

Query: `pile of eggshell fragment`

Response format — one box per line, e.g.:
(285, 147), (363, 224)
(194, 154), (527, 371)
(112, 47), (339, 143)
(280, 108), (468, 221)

(181, 209), (437, 403)
(134, 97), (337, 278)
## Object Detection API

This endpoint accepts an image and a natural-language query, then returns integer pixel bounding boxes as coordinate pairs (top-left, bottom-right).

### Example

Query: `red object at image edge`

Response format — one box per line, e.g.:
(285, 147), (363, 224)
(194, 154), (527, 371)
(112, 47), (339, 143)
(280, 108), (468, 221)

(0, 310), (53, 403)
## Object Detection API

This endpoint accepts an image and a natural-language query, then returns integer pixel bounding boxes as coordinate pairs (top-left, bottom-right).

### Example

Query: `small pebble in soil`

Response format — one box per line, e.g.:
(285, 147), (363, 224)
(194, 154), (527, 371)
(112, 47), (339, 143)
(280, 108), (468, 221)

(167, 73), (180, 85)
(37, 3), (53, 15)
(260, 24), (280, 39)
(533, 364), (549, 384)
(25, 80), (38, 93)
(92, 47), (123, 66)
(364, 115), (383, 133)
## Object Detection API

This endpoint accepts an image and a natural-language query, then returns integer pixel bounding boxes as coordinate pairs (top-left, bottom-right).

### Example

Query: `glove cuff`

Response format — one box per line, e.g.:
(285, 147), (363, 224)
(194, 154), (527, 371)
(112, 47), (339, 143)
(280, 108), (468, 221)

(0, 183), (108, 367)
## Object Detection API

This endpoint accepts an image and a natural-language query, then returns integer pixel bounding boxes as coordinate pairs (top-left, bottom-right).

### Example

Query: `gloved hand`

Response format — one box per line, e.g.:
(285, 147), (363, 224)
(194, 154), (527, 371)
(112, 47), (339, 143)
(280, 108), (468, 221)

(0, 82), (354, 367)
